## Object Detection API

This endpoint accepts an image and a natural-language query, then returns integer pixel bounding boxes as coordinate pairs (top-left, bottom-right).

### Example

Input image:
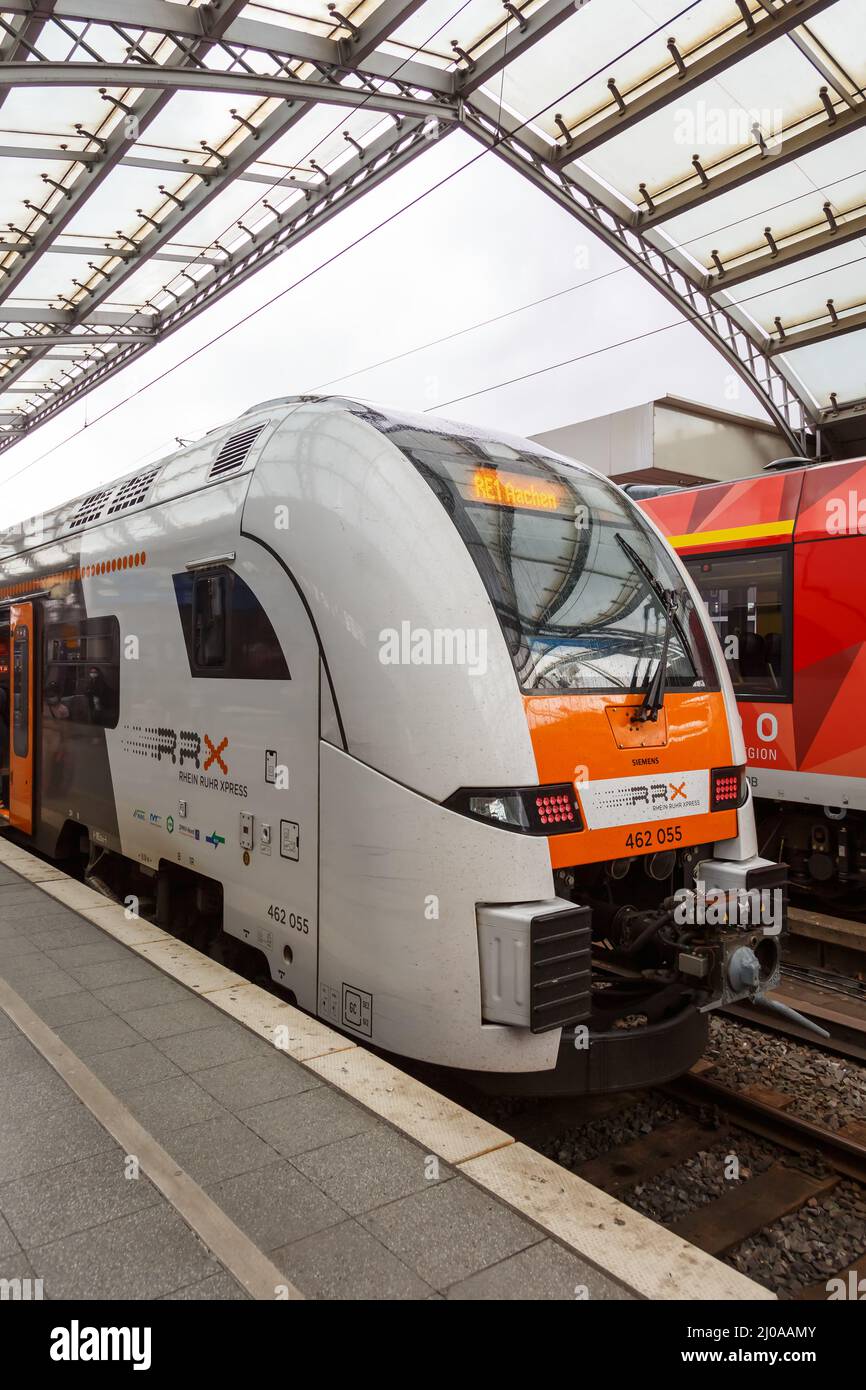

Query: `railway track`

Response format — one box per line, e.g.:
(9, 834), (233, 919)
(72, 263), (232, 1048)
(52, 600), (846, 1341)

(662, 1061), (866, 1297)
(485, 1062), (866, 1300)
(725, 961), (866, 1063)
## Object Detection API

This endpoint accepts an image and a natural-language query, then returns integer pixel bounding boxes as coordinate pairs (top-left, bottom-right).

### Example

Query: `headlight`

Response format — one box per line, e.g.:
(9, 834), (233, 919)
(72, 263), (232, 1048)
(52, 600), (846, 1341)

(446, 785), (583, 835)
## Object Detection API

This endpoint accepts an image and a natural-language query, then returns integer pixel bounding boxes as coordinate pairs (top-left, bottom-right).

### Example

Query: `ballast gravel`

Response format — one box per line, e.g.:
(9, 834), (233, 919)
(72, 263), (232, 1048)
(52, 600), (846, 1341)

(727, 1182), (866, 1297)
(623, 1134), (778, 1226)
(705, 1016), (866, 1129)
(532, 1096), (682, 1169)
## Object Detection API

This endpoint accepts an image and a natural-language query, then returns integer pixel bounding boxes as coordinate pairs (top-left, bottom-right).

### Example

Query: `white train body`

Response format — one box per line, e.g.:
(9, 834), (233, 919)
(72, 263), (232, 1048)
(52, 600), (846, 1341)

(0, 397), (786, 1092)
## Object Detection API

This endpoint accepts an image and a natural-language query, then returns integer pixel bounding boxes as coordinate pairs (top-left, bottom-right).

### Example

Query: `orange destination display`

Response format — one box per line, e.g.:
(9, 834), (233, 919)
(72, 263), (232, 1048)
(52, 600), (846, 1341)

(466, 467), (571, 513)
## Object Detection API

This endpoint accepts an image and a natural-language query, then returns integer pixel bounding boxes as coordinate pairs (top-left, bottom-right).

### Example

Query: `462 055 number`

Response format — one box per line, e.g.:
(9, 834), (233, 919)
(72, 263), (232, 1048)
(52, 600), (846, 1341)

(624, 825), (683, 850)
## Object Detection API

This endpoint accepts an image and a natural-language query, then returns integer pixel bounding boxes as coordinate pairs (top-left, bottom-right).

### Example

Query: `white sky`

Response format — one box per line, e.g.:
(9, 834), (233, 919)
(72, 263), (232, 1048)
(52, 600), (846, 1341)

(0, 127), (772, 526)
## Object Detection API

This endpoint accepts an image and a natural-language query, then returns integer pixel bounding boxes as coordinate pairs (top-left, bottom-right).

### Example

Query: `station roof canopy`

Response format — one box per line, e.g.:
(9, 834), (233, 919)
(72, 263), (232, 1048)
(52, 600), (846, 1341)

(0, 0), (864, 458)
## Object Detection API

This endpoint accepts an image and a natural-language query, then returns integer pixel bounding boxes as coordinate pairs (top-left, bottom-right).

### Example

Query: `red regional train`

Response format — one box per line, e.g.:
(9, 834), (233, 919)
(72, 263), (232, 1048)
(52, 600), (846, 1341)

(641, 456), (866, 911)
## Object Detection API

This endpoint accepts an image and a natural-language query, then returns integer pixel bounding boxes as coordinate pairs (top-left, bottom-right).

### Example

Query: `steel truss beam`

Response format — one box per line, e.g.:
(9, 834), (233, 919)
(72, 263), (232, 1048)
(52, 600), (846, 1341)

(0, 0), (251, 302)
(0, 63), (456, 119)
(0, 116), (455, 449)
(0, 0), (56, 114)
(633, 98), (866, 230)
(552, 0), (838, 158)
(461, 97), (815, 453)
(769, 304), (866, 355)
(819, 394), (866, 427)
(0, 0), (842, 458)
(0, 143), (327, 189)
(0, 307), (154, 327)
(0, 0), (427, 417)
(706, 203), (866, 291)
(458, 0), (582, 94)
(1, 332), (153, 346)
(0, 0), (451, 94)
(0, 239), (226, 266)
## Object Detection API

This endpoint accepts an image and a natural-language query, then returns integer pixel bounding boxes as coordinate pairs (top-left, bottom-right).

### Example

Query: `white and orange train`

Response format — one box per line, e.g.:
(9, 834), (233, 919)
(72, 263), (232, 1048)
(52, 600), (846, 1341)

(0, 397), (786, 1092)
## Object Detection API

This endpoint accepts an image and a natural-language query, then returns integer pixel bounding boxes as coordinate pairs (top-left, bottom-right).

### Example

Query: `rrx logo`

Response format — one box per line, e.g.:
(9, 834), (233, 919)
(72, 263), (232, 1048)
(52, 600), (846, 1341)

(153, 727), (229, 774)
(624, 782), (687, 808)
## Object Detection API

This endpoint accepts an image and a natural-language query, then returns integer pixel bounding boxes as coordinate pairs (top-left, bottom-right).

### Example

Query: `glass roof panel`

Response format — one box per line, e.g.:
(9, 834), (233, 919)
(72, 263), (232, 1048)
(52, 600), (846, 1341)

(493, 0), (753, 138)
(387, 0), (503, 62)
(576, 42), (828, 204)
(6, 251), (95, 303)
(807, 0), (866, 88)
(95, 259), (198, 311)
(58, 165), (178, 241)
(135, 89), (254, 154)
(263, 105), (392, 174)
(0, 83), (111, 135)
(723, 239), (866, 306)
(724, 251), (866, 334)
(0, 157), (70, 226)
(0, 0), (861, 454)
(658, 125), (866, 268)
(778, 327), (866, 408)
(245, 0), (361, 34)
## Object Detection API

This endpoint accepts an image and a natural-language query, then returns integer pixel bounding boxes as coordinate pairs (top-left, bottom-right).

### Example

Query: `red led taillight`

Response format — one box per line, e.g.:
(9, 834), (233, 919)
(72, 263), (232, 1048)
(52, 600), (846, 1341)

(535, 791), (577, 826)
(711, 766), (743, 810)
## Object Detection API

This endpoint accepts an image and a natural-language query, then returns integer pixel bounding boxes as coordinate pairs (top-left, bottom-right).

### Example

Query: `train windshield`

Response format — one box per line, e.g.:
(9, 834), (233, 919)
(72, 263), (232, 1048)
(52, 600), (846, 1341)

(385, 422), (719, 695)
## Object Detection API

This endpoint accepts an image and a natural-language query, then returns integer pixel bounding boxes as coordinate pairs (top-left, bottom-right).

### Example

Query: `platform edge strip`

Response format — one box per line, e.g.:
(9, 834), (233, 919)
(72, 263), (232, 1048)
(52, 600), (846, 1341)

(0, 835), (775, 1302)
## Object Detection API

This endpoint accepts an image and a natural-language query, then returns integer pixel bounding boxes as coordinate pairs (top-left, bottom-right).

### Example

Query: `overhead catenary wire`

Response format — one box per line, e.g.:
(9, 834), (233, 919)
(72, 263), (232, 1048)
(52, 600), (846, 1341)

(309, 245), (866, 396)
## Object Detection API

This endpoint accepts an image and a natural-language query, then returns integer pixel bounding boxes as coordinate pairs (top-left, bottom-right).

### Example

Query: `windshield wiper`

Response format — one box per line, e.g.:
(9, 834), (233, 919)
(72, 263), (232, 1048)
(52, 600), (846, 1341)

(614, 532), (681, 723)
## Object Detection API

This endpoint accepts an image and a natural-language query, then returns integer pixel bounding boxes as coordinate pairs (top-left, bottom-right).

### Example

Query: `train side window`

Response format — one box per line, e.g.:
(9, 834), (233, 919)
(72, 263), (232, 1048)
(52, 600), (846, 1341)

(173, 568), (290, 679)
(683, 547), (791, 701)
(44, 616), (120, 728)
(193, 574), (227, 669)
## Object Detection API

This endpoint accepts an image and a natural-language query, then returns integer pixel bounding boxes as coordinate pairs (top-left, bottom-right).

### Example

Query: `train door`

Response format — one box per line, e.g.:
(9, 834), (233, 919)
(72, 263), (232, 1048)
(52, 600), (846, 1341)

(0, 613), (9, 820)
(7, 602), (34, 834)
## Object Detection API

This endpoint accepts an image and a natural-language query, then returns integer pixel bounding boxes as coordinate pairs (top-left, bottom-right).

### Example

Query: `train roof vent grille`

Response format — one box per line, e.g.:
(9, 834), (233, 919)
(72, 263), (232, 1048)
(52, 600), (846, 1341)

(66, 489), (113, 530)
(209, 422), (267, 480)
(107, 468), (159, 515)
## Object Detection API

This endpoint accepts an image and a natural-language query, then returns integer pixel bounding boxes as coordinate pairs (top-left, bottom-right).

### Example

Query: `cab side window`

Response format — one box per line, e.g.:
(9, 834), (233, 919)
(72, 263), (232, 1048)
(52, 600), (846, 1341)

(173, 567), (290, 680)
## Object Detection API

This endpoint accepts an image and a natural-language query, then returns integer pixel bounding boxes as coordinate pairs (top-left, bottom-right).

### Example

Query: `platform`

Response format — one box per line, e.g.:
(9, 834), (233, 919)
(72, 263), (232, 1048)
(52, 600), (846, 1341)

(0, 840), (771, 1301)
